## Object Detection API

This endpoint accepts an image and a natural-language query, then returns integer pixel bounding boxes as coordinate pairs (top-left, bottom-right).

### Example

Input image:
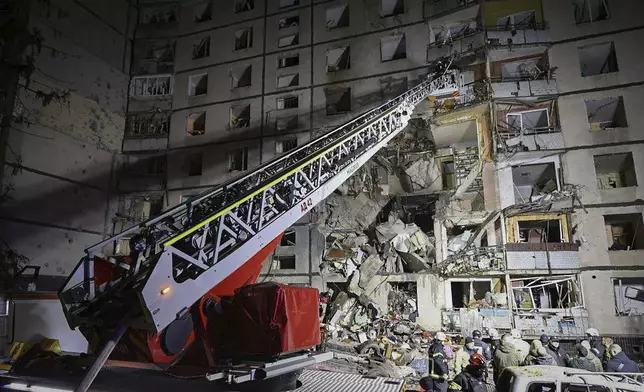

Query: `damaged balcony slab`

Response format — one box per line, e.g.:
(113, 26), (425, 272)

(505, 242), (580, 270)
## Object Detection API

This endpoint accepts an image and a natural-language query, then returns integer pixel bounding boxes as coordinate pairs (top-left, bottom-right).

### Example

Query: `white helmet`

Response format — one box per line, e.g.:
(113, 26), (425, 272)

(488, 328), (500, 339)
(510, 329), (521, 339)
(586, 328), (599, 337)
(435, 331), (447, 342)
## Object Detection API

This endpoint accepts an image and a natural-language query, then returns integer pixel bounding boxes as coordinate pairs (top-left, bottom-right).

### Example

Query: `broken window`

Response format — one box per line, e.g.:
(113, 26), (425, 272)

(281, 230), (296, 246)
(187, 112), (206, 136)
(380, 0), (404, 18)
(380, 77), (408, 101)
(278, 53), (299, 69)
(517, 219), (562, 243)
(278, 34), (299, 48)
(230, 65), (252, 89)
(441, 160), (456, 189)
(512, 162), (558, 203)
(579, 41), (618, 77)
(449, 280), (492, 308)
(511, 276), (582, 309)
(136, 39), (175, 74)
(229, 104), (251, 129)
(325, 87), (351, 115)
(277, 73), (299, 88)
(276, 138), (297, 154)
(234, 27), (253, 51)
(125, 112), (170, 137)
(141, 5), (177, 25)
(389, 283), (418, 321)
(186, 153), (202, 176)
(228, 147), (248, 172)
(276, 115), (298, 131)
(277, 95), (299, 109)
(326, 4), (349, 30)
(188, 73), (208, 96)
(496, 10), (537, 30)
(234, 0), (253, 14)
(605, 214), (644, 250)
(130, 75), (172, 98)
(380, 34), (406, 62)
(506, 109), (550, 134)
(326, 46), (350, 72)
(585, 96), (627, 130)
(613, 278), (644, 316)
(573, 0), (610, 24)
(594, 153), (637, 189)
(193, 2), (212, 23)
(277, 255), (296, 270)
(279, 14), (299, 29)
(192, 37), (210, 59)
(500, 57), (544, 80)
(279, 0), (299, 8)
(434, 22), (474, 44)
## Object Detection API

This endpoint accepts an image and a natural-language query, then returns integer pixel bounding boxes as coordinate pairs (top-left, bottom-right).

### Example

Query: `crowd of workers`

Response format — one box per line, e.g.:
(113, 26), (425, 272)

(419, 328), (641, 392)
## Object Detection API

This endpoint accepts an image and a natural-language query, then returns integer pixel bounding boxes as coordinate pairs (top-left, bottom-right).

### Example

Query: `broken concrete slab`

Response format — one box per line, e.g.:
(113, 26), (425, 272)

(399, 252), (430, 273)
(358, 254), (384, 290)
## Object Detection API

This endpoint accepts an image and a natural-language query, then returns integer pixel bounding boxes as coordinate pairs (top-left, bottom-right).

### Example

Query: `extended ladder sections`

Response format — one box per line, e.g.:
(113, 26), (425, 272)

(59, 69), (463, 335)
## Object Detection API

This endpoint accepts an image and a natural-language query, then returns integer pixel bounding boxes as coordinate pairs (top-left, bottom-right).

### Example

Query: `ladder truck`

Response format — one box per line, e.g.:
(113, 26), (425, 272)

(3, 65), (463, 392)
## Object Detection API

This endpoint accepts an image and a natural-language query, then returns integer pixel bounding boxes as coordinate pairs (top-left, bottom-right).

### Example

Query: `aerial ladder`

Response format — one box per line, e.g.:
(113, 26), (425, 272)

(9, 65), (464, 391)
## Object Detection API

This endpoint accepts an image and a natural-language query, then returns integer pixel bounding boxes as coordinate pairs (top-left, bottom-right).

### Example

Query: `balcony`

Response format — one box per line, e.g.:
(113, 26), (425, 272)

(491, 79), (557, 98)
(129, 75), (173, 99)
(442, 308), (512, 335)
(437, 246), (506, 276)
(122, 112), (169, 152)
(486, 23), (550, 47)
(118, 175), (166, 193)
(427, 30), (485, 63)
(505, 242), (580, 270)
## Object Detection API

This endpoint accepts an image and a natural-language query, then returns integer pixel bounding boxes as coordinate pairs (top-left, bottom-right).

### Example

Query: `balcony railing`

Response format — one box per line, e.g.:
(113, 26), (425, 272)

(486, 23), (550, 46)
(129, 75), (173, 99)
(491, 79), (558, 98)
(125, 114), (170, 139)
(437, 246), (505, 276)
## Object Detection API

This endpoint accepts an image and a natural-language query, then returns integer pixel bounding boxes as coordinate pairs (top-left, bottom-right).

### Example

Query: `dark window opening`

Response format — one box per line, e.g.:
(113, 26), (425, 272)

(380, 34), (406, 62)
(517, 219), (562, 243)
(573, 0), (610, 24)
(277, 255), (296, 270)
(189, 74), (208, 96)
(277, 138), (297, 153)
(192, 37), (210, 59)
(277, 73), (299, 88)
(326, 4), (349, 30)
(193, 2), (212, 23)
(579, 41), (618, 77)
(400, 195), (436, 233)
(234, 0), (254, 14)
(279, 0), (299, 9)
(234, 28), (253, 51)
(389, 282), (418, 321)
(278, 53), (299, 68)
(231, 65), (252, 89)
(276, 116), (298, 132)
(277, 95), (299, 109)
(186, 153), (202, 176)
(326, 46), (350, 72)
(512, 162), (558, 204)
(594, 152), (637, 189)
(605, 214), (644, 250)
(380, 0), (404, 18)
(442, 160), (456, 189)
(228, 147), (248, 172)
(325, 87), (351, 115)
(586, 96), (627, 130)
(230, 104), (251, 129)
(187, 112), (206, 136)
(279, 14), (299, 29)
(278, 34), (299, 48)
(281, 230), (296, 246)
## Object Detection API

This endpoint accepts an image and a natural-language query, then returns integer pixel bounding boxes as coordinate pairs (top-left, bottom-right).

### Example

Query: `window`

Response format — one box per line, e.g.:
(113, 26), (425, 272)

(228, 147), (248, 172)
(278, 53), (299, 68)
(276, 116), (298, 131)
(562, 384), (610, 392)
(186, 153), (202, 176)
(326, 46), (350, 72)
(326, 4), (349, 30)
(512, 276), (582, 310)
(500, 57), (543, 80)
(278, 34), (299, 48)
(586, 96), (627, 130)
(512, 162), (558, 203)
(126, 112), (170, 137)
(434, 22), (474, 44)
(187, 112), (206, 136)
(517, 219), (563, 243)
(193, 2), (212, 23)
(276, 137), (297, 153)
(573, 0), (610, 24)
(231, 65), (252, 89)
(380, 77), (408, 101)
(380, 34), (406, 62)
(234, 0), (253, 13)
(229, 104), (251, 129)
(130, 75), (172, 98)
(579, 41), (618, 77)
(442, 160), (456, 189)
(527, 382), (555, 392)
(277, 255), (296, 270)
(448, 280), (492, 308)
(496, 10), (537, 30)
(136, 39), (174, 74)
(279, 14), (299, 29)
(380, 0), (404, 18)
(141, 5), (177, 25)
(325, 87), (351, 115)
(594, 152), (637, 189)
(192, 37), (210, 59)
(188, 73), (208, 96)
(180, 194), (195, 203)
(279, 0), (299, 8)
(506, 109), (550, 134)
(605, 214), (644, 250)
(277, 73), (299, 88)
(281, 230), (296, 246)
(613, 278), (644, 316)
(234, 27), (253, 51)
(277, 95), (299, 109)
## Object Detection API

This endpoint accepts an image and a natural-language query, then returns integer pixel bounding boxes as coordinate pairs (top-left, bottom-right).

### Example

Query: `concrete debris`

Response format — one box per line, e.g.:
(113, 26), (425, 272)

(447, 230), (473, 255)
(404, 159), (438, 191)
(323, 193), (388, 233)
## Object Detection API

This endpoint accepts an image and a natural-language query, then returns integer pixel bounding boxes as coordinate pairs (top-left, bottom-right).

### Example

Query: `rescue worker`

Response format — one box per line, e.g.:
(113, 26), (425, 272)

(566, 345), (596, 372)
(420, 332), (449, 392)
(452, 343), (471, 377)
(493, 334), (523, 383)
(539, 334), (550, 346)
(489, 328), (501, 353)
(545, 337), (565, 366)
(606, 344), (640, 373)
(581, 340), (604, 372)
(523, 340), (555, 366)
(510, 329), (530, 362)
(448, 353), (488, 392)
(585, 328), (605, 360)
(471, 330), (492, 360)
(601, 337), (614, 369)
(463, 337), (479, 356)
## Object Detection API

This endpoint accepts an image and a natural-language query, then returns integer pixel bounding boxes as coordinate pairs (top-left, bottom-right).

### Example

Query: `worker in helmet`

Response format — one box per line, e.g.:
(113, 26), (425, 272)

(585, 328), (605, 360)
(493, 334), (522, 383)
(471, 330), (491, 360)
(488, 328), (501, 353)
(448, 353), (489, 392)
(420, 332), (449, 392)
(510, 329), (530, 362)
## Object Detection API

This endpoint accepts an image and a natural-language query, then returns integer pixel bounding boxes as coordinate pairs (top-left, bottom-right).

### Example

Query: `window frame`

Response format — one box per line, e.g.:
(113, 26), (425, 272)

(505, 108), (550, 135)
(573, 0), (610, 24)
(188, 73), (208, 97)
